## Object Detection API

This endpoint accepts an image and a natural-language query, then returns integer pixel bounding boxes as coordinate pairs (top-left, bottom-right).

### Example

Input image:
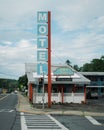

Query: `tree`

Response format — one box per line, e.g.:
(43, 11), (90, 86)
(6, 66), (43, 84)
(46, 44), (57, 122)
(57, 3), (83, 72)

(65, 60), (80, 71)
(81, 55), (104, 72)
(73, 65), (79, 71)
(101, 55), (104, 60)
(65, 59), (71, 66)
(0, 79), (18, 92)
(82, 63), (92, 71)
(18, 74), (28, 91)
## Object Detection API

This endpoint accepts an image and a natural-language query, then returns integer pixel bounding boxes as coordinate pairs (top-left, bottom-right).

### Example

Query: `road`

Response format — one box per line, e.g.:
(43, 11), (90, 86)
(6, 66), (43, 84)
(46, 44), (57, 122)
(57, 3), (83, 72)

(19, 113), (104, 130)
(0, 93), (104, 130)
(52, 114), (104, 130)
(0, 93), (21, 130)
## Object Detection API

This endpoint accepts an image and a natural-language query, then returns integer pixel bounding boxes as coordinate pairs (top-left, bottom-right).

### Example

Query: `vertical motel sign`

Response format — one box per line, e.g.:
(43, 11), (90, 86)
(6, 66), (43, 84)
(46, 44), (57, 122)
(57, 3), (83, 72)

(37, 12), (51, 108)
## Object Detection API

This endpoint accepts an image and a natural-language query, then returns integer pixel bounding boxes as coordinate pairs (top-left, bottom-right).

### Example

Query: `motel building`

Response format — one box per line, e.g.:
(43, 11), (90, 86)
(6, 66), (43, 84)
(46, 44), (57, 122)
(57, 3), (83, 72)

(25, 63), (90, 105)
(81, 72), (104, 99)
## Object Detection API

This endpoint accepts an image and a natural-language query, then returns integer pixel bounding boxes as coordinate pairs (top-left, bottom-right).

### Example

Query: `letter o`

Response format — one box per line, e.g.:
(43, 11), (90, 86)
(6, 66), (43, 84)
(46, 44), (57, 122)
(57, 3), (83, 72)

(39, 26), (46, 34)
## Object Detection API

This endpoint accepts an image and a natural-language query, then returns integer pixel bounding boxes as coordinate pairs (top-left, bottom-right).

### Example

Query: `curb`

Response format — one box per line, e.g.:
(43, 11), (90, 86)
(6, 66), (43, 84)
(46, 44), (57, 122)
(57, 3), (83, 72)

(17, 93), (104, 116)
(17, 107), (104, 116)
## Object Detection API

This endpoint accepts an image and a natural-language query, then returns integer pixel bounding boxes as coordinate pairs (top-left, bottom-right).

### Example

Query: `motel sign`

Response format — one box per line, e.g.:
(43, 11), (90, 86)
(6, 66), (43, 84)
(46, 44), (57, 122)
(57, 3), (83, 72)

(37, 11), (51, 108)
(37, 12), (48, 75)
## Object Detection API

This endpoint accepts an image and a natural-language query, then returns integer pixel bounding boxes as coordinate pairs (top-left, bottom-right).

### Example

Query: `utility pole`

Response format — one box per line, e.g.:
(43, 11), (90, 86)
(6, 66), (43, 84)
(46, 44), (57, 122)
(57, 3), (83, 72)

(42, 72), (45, 109)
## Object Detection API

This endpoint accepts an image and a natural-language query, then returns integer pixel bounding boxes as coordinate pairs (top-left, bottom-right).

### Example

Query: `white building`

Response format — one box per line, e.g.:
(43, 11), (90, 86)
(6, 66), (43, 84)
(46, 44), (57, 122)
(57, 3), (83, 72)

(25, 63), (90, 105)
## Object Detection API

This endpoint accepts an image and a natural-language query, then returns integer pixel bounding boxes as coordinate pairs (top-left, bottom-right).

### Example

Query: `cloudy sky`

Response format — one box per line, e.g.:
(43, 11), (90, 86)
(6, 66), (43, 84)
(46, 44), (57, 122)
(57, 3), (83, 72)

(0, 0), (104, 79)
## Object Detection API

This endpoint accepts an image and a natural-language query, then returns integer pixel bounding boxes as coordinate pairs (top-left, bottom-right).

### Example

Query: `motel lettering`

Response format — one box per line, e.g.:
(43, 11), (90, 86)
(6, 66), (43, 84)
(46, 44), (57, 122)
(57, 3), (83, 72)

(37, 12), (48, 75)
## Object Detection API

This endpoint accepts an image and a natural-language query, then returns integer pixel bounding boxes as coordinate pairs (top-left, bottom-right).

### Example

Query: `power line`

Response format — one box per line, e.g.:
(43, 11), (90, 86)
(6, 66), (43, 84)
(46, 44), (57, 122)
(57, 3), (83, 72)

(52, 50), (67, 64)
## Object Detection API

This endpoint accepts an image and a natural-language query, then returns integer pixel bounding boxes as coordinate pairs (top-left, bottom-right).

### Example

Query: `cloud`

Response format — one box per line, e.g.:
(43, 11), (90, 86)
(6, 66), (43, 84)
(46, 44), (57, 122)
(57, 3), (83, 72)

(52, 15), (104, 66)
(0, 39), (37, 79)
(0, 41), (13, 46)
(0, 0), (104, 79)
(51, 0), (104, 31)
(17, 39), (32, 48)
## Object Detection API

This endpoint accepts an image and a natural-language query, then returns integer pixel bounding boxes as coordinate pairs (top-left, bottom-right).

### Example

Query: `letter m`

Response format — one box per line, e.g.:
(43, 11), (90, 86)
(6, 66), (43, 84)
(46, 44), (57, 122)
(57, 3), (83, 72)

(37, 12), (48, 23)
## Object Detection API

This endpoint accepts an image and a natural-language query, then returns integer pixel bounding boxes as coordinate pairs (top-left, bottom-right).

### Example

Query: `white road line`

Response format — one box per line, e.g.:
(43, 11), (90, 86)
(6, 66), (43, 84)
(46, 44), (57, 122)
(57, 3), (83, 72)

(9, 110), (14, 112)
(21, 112), (28, 130)
(0, 109), (4, 112)
(0, 109), (14, 112)
(0, 95), (8, 101)
(85, 116), (101, 125)
(21, 113), (69, 130)
(47, 114), (69, 130)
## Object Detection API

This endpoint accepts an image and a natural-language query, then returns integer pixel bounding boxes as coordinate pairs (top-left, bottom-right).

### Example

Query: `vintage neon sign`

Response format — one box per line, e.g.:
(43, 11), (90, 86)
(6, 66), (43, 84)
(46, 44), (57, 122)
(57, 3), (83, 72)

(37, 12), (48, 75)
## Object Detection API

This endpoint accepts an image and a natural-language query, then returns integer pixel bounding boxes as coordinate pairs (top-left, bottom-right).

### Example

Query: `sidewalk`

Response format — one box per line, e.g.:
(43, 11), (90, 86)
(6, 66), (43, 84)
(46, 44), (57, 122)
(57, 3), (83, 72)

(17, 93), (44, 114)
(17, 92), (104, 116)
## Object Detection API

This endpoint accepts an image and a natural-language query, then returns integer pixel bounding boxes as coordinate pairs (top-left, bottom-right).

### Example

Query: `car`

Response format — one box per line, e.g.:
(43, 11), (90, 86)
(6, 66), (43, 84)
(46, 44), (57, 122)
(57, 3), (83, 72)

(91, 92), (98, 99)
(14, 90), (18, 94)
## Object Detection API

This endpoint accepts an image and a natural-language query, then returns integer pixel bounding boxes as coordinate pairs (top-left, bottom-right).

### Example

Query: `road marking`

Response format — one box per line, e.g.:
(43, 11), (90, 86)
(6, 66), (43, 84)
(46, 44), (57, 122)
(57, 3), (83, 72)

(21, 112), (28, 130)
(9, 110), (14, 112)
(85, 116), (101, 125)
(48, 114), (69, 130)
(0, 109), (14, 112)
(20, 113), (69, 130)
(0, 94), (8, 101)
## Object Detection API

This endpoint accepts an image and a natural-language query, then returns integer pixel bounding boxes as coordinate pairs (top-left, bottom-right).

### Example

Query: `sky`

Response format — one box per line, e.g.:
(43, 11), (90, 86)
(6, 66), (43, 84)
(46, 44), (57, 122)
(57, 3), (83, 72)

(0, 0), (104, 79)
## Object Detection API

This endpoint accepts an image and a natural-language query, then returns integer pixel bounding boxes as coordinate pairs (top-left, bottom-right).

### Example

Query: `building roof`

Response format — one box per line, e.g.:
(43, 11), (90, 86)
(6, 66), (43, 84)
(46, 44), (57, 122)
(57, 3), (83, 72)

(25, 63), (90, 84)
(25, 63), (37, 84)
(86, 85), (104, 88)
(80, 72), (104, 76)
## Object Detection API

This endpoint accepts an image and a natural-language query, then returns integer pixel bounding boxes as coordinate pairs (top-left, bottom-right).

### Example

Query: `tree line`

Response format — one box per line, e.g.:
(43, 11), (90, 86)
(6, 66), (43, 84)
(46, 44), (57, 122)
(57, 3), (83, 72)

(0, 75), (28, 93)
(66, 55), (104, 72)
(0, 79), (18, 93)
(1, 55), (104, 93)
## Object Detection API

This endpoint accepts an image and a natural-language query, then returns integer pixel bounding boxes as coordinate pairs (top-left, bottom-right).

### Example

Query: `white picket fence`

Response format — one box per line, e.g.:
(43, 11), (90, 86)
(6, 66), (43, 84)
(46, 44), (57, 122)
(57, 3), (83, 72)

(33, 92), (85, 104)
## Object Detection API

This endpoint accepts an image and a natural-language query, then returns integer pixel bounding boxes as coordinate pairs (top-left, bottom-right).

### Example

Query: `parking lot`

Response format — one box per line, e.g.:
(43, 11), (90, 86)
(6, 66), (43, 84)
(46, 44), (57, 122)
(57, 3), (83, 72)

(57, 98), (104, 113)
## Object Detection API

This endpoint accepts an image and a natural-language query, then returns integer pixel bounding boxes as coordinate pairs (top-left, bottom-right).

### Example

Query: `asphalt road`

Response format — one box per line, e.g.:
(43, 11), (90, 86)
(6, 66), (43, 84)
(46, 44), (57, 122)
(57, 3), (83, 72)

(0, 93), (21, 130)
(0, 93), (104, 130)
(52, 114), (104, 130)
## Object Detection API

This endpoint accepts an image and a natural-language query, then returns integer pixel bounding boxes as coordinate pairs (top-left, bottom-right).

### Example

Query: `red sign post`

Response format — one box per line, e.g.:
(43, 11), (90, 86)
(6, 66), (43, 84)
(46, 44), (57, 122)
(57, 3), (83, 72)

(48, 12), (51, 108)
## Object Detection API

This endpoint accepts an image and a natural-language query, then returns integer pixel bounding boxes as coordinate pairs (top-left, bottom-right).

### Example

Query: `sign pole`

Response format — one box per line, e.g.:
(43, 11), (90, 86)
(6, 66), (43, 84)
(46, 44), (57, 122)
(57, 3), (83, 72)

(48, 11), (51, 108)
(42, 72), (45, 109)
